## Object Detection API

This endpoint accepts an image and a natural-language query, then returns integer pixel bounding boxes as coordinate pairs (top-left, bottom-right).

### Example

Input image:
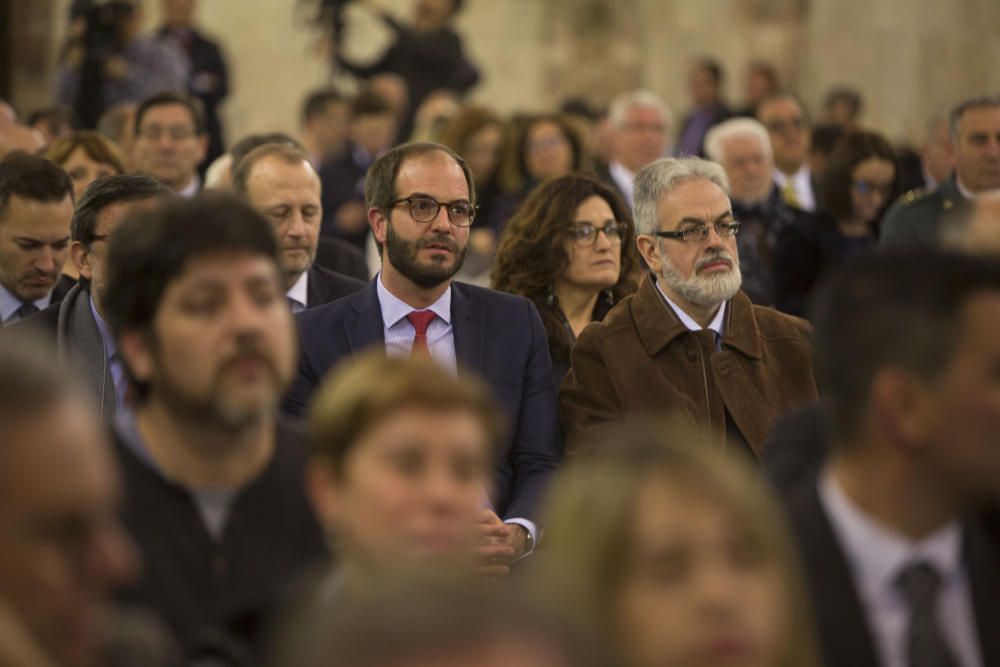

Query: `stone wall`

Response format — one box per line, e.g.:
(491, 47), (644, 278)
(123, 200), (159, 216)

(14, 0), (1000, 146)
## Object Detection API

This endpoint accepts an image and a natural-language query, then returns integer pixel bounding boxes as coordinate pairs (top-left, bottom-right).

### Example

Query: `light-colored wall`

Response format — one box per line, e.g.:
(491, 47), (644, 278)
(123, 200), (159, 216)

(19, 0), (1000, 147)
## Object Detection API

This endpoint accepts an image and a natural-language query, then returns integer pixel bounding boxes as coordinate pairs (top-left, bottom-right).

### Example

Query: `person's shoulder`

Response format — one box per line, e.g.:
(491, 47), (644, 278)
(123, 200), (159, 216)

(751, 304), (813, 341)
(297, 284), (367, 327)
(310, 264), (366, 290)
(4, 302), (60, 341)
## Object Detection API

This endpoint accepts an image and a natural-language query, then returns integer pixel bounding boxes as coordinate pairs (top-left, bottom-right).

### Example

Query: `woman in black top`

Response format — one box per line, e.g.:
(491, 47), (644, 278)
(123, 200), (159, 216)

(492, 174), (640, 388)
(775, 130), (899, 317)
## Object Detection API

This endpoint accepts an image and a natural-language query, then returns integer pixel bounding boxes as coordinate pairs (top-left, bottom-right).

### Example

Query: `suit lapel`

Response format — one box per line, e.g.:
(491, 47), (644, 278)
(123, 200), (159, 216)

(305, 267), (321, 309)
(792, 483), (881, 667)
(966, 518), (1000, 666)
(344, 280), (385, 354)
(451, 283), (485, 373)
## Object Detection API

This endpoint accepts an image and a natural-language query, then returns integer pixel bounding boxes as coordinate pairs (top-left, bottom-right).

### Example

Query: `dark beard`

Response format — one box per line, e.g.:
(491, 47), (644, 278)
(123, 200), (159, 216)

(385, 220), (467, 289)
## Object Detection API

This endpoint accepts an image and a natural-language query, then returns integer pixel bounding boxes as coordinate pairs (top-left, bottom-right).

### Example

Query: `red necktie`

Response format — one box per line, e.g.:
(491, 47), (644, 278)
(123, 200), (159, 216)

(407, 310), (436, 357)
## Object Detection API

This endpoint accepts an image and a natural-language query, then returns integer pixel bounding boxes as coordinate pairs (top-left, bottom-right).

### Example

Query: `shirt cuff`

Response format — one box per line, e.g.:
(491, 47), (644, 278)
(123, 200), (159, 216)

(503, 518), (538, 559)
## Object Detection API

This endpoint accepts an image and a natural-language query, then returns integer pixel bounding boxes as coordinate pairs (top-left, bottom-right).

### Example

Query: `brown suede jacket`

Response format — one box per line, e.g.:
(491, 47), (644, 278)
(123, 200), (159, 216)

(560, 276), (818, 458)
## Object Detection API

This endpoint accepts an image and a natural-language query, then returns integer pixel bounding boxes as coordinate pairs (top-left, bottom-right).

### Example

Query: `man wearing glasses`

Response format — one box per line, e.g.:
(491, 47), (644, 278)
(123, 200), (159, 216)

(131, 92), (208, 197)
(9, 174), (172, 419)
(285, 142), (561, 567)
(561, 156), (817, 460)
(757, 94), (817, 212)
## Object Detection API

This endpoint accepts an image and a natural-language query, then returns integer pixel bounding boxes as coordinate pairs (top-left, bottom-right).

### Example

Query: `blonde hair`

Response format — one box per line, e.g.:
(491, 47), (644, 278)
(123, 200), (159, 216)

(531, 421), (821, 667)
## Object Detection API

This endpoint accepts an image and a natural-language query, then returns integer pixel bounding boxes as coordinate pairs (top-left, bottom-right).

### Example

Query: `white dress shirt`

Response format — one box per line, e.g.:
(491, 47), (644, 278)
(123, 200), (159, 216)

(177, 174), (201, 199)
(819, 471), (982, 667)
(608, 160), (636, 208)
(772, 164), (816, 212)
(374, 273), (537, 551)
(655, 279), (727, 350)
(286, 271), (310, 314)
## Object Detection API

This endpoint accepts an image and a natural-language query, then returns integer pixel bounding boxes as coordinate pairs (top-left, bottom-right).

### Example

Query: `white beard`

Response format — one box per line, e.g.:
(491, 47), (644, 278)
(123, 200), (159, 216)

(660, 246), (742, 307)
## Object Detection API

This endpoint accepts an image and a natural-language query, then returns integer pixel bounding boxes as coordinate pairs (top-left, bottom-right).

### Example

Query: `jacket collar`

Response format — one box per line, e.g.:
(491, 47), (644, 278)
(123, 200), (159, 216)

(632, 275), (764, 360)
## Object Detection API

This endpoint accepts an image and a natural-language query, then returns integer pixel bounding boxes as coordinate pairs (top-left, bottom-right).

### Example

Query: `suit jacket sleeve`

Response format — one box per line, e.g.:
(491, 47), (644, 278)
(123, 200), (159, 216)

(503, 300), (563, 522)
(282, 320), (322, 418)
(559, 324), (623, 456)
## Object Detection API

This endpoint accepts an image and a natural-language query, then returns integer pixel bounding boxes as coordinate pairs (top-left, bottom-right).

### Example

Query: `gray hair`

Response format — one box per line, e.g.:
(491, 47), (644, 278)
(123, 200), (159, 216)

(633, 157), (730, 236)
(608, 89), (673, 130)
(704, 118), (772, 163)
(949, 95), (1000, 141)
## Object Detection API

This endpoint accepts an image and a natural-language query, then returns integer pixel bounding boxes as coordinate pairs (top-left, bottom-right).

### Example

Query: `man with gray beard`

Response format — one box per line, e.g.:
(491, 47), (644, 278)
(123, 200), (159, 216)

(561, 156), (818, 460)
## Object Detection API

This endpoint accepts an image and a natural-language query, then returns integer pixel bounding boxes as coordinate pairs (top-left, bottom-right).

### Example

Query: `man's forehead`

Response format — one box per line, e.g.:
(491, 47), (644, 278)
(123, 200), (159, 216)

(96, 197), (162, 229)
(2, 194), (72, 229)
(760, 98), (802, 120)
(396, 153), (469, 196)
(958, 106), (1000, 134)
(250, 158), (320, 194)
(724, 133), (766, 155)
(140, 103), (195, 128)
(657, 180), (731, 221)
(170, 253), (280, 289)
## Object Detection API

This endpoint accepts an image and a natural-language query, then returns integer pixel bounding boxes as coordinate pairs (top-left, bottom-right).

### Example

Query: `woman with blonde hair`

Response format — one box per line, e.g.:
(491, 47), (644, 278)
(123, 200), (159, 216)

(532, 423), (821, 667)
(45, 130), (127, 201)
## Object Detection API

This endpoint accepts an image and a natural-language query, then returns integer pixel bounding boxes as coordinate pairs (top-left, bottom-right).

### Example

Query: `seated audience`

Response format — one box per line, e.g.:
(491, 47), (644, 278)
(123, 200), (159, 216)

(758, 94), (817, 211)
(676, 57), (732, 157)
(532, 423), (821, 667)
(103, 194), (326, 660)
(131, 92), (208, 197)
(286, 142), (562, 563)
(319, 90), (398, 249)
(9, 175), (173, 419)
(775, 251), (1000, 667)
(560, 156), (817, 458)
(598, 89), (672, 208)
(0, 154), (76, 326)
(774, 130), (898, 316)
(705, 117), (810, 306)
(0, 339), (182, 665)
(881, 95), (1000, 248)
(234, 143), (365, 311)
(492, 174), (639, 387)
(491, 113), (587, 232)
(305, 352), (515, 579)
(275, 573), (604, 667)
(45, 130), (127, 202)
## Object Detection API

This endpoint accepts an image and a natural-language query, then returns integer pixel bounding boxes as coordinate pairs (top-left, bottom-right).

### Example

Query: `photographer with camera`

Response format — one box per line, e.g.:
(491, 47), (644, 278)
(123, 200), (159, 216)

(55, 0), (189, 130)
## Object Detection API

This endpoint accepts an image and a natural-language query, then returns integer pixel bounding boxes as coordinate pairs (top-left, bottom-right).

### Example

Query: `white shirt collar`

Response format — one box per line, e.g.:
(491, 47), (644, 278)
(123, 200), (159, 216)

(819, 470), (963, 598)
(286, 270), (309, 309)
(654, 279), (727, 338)
(955, 176), (978, 200)
(0, 283), (53, 324)
(376, 272), (452, 328)
(177, 174), (201, 199)
(608, 160), (636, 206)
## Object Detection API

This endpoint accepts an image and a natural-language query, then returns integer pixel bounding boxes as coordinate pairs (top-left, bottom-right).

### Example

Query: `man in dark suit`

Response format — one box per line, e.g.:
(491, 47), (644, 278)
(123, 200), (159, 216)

(0, 154), (76, 326)
(235, 142), (365, 312)
(10, 174), (173, 419)
(286, 142), (562, 565)
(778, 250), (1000, 667)
(158, 0), (230, 169)
(675, 58), (731, 158)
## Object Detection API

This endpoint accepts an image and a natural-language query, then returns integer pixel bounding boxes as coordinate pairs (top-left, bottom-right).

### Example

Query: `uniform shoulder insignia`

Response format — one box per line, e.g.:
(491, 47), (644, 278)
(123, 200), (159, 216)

(901, 187), (927, 204)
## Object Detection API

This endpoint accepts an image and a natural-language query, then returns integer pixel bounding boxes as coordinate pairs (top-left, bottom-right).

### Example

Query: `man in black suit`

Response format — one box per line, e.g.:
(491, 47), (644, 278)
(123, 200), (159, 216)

(158, 0), (229, 169)
(286, 142), (562, 565)
(0, 154), (76, 326)
(10, 174), (173, 419)
(780, 250), (1000, 667)
(235, 142), (365, 312)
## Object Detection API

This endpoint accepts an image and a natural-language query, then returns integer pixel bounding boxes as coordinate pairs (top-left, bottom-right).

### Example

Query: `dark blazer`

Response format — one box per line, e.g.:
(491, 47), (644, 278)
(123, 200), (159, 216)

(315, 236), (369, 282)
(761, 402), (829, 500)
(788, 478), (1000, 667)
(305, 265), (365, 309)
(52, 274), (76, 303)
(880, 175), (970, 250)
(283, 280), (563, 520)
(318, 148), (370, 249)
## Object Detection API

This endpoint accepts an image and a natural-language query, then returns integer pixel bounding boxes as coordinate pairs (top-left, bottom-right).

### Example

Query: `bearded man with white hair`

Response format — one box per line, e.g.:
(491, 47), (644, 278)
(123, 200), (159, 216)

(560, 156), (818, 459)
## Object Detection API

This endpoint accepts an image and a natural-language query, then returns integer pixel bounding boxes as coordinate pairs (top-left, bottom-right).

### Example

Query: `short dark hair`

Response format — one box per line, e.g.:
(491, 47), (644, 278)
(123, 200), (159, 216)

(103, 193), (282, 360)
(695, 57), (724, 86)
(229, 132), (305, 178)
(365, 141), (476, 213)
(352, 90), (394, 119)
(301, 88), (348, 127)
(819, 130), (898, 221)
(133, 91), (206, 137)
(71, 174), (173, 244)
(809, 124), (845, 157)
(232, 143), (312, 194)
(0, 335), (74, 433)
(823, 86), (863, 119)
(0, 153), (74, 219)
(813, 250), (1000, 443)
(948, 95), (1000, 141)
(747, 61), (779, 88)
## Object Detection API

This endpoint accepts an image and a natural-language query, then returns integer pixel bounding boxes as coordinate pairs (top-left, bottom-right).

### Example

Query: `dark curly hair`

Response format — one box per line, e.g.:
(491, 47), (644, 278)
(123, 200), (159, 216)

(492, 174), (639, 362)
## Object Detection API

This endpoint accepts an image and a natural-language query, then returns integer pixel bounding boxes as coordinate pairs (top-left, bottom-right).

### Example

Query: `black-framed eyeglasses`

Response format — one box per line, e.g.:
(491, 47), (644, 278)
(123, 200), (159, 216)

(389, 196), (477, 227)
(654, 221), (741, 243)
(568, 221), (625, 246)
(852, 180), (894, 197)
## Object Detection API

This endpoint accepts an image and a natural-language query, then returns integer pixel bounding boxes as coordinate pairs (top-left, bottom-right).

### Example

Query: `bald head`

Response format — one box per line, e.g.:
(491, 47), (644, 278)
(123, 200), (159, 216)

(0, 124), (45, 158)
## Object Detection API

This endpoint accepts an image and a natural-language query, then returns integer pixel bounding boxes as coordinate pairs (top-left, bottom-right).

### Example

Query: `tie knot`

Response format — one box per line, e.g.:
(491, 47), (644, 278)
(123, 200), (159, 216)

(407, 310), (436, 335)
(14, 302), (39, 320)
(896, 561), (942, 606)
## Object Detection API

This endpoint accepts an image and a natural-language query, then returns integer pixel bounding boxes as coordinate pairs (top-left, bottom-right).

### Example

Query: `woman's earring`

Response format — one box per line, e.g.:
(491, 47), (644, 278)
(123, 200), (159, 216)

(546, 284), (557, 306)
(604, 287), (615, 306)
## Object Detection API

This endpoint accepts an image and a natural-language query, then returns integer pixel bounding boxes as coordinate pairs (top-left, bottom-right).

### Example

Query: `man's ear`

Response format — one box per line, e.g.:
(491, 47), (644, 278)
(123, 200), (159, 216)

(869, 367), (935, 449)
(369, 208), (388, 245)
(636, 235), (662, 275)
(70, 241), (93, 280)
(305, 458), (342, 533)
(195, 134), (208, 164)
(118, 328), (154, 387)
